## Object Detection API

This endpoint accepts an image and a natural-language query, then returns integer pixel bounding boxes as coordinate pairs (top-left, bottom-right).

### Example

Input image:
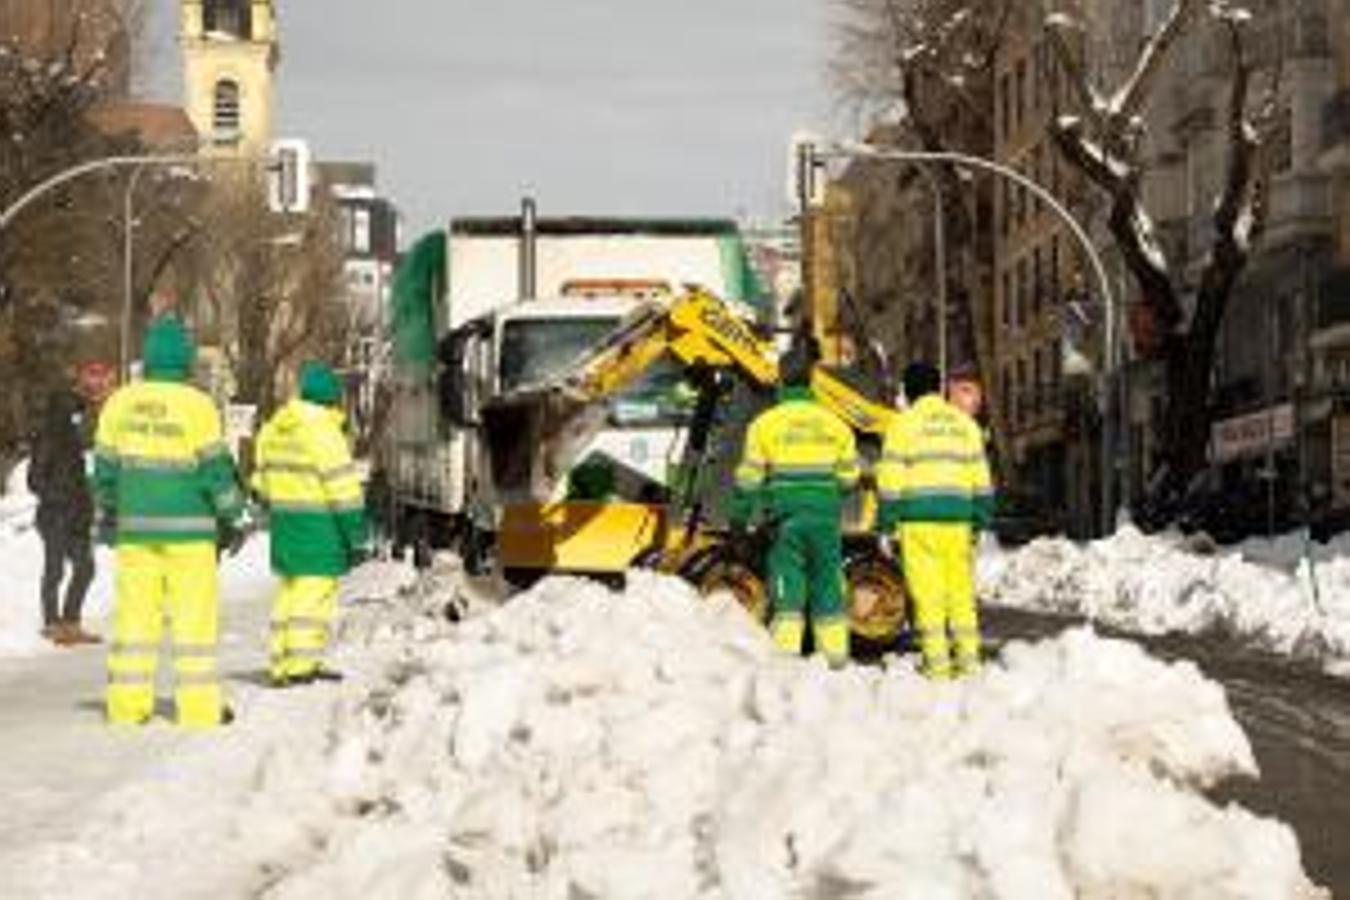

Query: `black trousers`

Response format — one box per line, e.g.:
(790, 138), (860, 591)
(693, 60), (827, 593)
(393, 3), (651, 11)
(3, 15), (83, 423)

(39, 527), (95, 627)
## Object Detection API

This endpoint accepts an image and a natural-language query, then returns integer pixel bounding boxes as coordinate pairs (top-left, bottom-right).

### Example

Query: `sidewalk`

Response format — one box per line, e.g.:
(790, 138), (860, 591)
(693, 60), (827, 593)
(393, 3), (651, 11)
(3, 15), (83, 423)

(0, 539), (278, 856)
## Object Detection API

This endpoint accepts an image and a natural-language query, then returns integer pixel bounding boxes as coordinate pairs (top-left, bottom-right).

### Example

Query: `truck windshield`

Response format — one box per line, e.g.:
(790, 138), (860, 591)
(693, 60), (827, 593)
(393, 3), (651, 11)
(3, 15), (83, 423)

(499, 317), (619, 392)
(499, 317), (693, 427)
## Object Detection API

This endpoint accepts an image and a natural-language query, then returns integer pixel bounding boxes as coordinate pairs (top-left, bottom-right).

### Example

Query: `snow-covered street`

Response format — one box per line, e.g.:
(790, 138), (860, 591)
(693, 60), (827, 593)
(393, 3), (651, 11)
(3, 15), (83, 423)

(0, 542), (1333, 898)
(1, 455), (1345, 898)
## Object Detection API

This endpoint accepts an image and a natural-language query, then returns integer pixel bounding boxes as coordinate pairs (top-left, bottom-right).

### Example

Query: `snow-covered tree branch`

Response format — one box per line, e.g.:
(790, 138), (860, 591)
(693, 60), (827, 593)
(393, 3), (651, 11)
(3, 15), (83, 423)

(1045, 1), (1280, 522)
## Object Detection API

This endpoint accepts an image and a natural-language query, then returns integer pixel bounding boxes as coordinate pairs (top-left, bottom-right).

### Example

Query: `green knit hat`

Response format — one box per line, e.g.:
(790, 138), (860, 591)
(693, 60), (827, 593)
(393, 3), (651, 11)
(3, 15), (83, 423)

(299, 361), (343, 407)
(142, 314), (196, 381)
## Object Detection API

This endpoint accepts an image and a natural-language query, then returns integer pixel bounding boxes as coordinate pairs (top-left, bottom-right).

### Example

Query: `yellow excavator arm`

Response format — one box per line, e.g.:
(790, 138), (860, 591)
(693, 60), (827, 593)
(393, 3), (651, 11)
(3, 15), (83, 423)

(554, 287), (778, 401)
(480, 286), (892, 503)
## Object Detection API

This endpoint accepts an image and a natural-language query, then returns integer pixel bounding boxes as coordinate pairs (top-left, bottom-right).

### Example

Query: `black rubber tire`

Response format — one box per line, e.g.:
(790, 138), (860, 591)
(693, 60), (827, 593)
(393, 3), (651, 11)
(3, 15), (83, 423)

(502, 567), (543, 593)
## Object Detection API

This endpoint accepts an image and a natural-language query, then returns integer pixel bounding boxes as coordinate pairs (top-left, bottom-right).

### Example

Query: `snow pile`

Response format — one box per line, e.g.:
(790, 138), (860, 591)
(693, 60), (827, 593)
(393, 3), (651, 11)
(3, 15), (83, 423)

(0, 458), (35, 537)
(981, 526), (1350, 675)
(0, 459), (118, 658)
(8, 570), (1326, 899)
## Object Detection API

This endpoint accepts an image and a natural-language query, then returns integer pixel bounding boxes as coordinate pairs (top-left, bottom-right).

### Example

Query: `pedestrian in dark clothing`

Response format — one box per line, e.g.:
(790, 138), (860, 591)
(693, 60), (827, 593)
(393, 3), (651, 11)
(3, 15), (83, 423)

(28, 387), (99, 646)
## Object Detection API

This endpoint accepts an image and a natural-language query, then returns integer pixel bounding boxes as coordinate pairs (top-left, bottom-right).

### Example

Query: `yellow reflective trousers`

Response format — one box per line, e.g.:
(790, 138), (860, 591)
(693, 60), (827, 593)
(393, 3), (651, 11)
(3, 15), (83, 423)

(900, 522), (980, 679)
(107, 542), (223, 727)
(270, 576), (338, 680)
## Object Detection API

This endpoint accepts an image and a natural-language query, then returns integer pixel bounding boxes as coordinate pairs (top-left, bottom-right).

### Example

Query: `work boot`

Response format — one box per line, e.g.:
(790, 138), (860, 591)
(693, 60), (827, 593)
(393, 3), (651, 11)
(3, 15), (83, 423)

(293, 667), (343, 685)
(64, 623), (102, 645)
(40, 623), (64, 644)
(51, 623), (83, 647)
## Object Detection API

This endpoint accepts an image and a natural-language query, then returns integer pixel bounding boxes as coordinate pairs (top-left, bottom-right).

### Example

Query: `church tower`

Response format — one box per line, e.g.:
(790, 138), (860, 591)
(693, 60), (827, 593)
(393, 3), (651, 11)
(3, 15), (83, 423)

(181, 0), (278, 156)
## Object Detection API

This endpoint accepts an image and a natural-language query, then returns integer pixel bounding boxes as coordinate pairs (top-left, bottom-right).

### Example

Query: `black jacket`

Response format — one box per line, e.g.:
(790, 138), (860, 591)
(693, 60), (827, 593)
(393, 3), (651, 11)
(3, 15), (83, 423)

(28, 390), (94, 534)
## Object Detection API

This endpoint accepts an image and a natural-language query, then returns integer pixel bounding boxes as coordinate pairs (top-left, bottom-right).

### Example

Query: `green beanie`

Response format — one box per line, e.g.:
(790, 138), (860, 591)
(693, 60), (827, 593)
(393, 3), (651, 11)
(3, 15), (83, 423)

(299, 361), (343, 407)
(142, 314), (196, 381)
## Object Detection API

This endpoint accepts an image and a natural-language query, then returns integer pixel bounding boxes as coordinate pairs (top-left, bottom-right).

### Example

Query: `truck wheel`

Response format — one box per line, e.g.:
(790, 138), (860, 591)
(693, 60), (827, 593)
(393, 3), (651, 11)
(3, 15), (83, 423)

(693, 558), (769, 624)
(413, 536), (434, 571)
(502, 568), (543, 593)
(845, 553), (908, 648)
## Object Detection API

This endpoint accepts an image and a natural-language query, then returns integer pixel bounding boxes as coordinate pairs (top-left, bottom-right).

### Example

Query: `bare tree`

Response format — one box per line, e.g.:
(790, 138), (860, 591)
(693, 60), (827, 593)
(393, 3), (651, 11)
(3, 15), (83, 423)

(830, 0), (1012, 448)
(0, 0), (140, 459)
(183, 172), (349, 415)
(1044, 0), (1281, 520)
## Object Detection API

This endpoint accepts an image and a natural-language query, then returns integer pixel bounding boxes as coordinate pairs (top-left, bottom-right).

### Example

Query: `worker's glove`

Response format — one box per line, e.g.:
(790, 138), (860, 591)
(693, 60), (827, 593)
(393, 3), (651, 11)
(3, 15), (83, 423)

(725, 523), (758, 564)
(93, 511), (117, 547)
(217, 520), (248, 559)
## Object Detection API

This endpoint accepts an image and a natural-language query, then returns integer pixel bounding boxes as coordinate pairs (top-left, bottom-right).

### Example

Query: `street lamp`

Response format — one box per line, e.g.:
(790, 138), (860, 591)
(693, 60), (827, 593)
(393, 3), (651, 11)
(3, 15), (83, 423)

(804, 140), (1120, 535)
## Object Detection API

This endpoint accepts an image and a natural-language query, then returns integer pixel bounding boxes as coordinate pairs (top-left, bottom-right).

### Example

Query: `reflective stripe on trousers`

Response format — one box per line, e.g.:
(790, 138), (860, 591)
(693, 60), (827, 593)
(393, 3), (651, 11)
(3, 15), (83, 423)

(898, 521), (980, 680)
(107, 541), (223, 727)
(270, 576), (339, 679)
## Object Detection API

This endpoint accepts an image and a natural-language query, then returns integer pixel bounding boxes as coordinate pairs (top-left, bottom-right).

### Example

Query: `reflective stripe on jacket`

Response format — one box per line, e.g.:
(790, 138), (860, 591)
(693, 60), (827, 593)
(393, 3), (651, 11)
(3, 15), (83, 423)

(876, 394), (993, 530)
(734, 386), (859, 515)
(93, 382), (241, 544)
(252, 398), (366, 576)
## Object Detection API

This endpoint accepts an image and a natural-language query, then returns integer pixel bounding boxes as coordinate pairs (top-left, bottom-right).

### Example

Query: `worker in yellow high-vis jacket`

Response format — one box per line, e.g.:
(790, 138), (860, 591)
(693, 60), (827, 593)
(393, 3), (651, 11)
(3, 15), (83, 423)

(876, 362), (994, 679)
(733, 340), (860, 668)
(93, 315), (244, 727)
(252, 361), (367, 687)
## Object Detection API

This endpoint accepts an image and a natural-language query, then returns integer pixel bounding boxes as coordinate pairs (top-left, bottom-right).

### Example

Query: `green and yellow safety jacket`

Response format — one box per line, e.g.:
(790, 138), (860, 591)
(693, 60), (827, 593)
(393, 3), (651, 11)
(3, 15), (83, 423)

(93, 382), (243, 544)
(252, 398), (366, 576)
(876, 394), (994, 532)
(733, 386), (860, 520)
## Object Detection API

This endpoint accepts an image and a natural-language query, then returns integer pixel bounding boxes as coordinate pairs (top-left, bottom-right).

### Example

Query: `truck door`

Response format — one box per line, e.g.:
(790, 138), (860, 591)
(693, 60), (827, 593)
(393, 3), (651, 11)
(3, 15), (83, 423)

(437, 318), (493, 519)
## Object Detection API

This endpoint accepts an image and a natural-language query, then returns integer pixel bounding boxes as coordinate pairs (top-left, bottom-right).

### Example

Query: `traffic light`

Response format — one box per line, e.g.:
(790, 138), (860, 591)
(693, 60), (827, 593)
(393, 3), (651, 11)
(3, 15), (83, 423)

(267, 138), (311, 214)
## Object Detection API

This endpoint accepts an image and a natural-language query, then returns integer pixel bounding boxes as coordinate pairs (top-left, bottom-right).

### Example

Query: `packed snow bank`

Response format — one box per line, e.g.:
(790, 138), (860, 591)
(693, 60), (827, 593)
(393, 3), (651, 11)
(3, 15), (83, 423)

(980, 526), (1350, 676)
(0, 460), (117, 659)
(7, 569), (1325, 899)
(0, 458), (35, 537)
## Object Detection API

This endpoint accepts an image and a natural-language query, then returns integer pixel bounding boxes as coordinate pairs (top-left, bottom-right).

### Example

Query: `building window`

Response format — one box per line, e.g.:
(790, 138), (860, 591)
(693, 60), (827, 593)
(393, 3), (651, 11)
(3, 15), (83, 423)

(353, 208), (371, 254)
(1030, 43), (1041, 112)
(1016, 258), (1028, 329)
(212, 79), (241, 141)
(204, 0), (252, 39)
(1032, 246), (1043, 318)
(1002, 364), (1012, 426)
(1000, 73), (1012, 140)
(1051, 235), (1061, 296)
(1033, 348), (1043, 416)
(1015, 59), (1027, 130)
(1002, 269), (1012, 327)
(1016, 357), (1028, 424)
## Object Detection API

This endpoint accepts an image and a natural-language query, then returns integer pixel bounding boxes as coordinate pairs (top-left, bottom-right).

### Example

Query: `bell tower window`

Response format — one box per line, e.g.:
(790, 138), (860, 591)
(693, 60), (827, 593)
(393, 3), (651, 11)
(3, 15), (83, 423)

(203, 0), (252, 39)
(213, 79), (241, 141)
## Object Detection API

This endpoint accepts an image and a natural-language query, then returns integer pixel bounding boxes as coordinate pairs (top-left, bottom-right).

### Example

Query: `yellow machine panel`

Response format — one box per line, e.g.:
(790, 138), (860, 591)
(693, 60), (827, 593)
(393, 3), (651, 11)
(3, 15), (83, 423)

(498, 501), (667, 572)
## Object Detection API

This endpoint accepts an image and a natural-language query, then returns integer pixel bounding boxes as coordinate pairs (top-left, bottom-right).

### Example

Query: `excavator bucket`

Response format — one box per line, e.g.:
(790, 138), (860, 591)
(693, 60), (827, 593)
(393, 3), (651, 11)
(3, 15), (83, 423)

(480, 385), (609, 504)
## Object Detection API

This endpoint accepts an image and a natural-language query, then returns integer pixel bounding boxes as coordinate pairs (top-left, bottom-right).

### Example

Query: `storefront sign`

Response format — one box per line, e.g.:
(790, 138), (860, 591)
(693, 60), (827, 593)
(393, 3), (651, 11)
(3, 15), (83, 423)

(1210, 404), (1294, 464)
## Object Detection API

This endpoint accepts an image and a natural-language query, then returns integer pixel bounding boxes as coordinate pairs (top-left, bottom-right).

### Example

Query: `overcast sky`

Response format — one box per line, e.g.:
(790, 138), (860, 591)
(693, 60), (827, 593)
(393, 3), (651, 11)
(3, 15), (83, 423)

(143, 1), (838, 236)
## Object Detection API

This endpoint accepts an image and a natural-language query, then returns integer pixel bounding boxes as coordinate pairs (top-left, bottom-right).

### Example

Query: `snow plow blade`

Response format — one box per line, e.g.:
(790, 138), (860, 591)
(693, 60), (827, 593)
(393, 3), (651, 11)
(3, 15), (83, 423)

(480, 385), (609, 504)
